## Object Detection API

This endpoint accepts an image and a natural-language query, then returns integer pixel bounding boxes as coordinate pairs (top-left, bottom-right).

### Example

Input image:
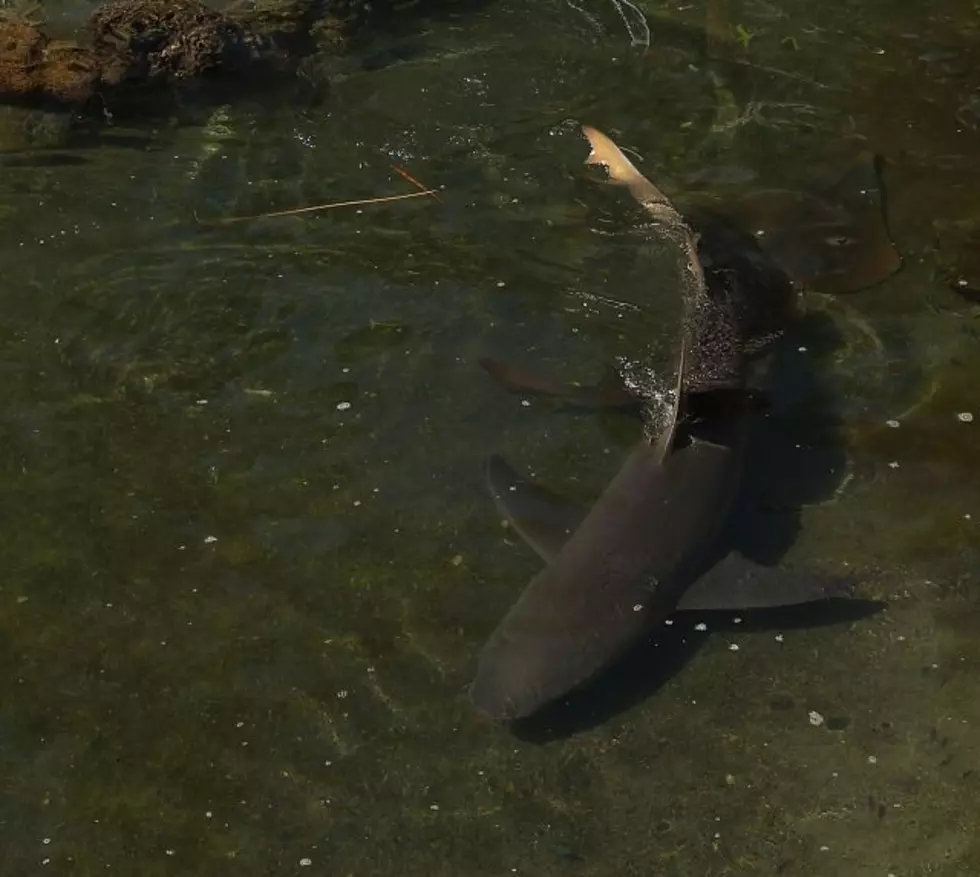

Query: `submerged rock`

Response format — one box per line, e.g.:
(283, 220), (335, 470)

(0, 103), (73, 151)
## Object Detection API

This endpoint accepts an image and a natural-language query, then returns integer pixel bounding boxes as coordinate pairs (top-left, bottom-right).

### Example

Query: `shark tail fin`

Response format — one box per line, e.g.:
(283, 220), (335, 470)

(581, 125), (669, 209)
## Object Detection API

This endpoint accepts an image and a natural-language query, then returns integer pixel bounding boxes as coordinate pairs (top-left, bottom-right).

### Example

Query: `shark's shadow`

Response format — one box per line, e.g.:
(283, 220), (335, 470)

(510, 311), (886, 743)
(512, 597), (881, 743)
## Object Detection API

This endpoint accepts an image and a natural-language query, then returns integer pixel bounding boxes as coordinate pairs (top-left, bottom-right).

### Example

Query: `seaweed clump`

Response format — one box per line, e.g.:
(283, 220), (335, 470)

(1, 0), (477, 121)
(89, 0), (280, 91)
(0, 0), (302, 118)
(0, 15), (100, 106)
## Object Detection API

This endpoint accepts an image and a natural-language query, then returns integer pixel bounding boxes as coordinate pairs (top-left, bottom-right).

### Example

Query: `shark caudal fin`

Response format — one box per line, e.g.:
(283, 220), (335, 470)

(581, 125), (670, 210)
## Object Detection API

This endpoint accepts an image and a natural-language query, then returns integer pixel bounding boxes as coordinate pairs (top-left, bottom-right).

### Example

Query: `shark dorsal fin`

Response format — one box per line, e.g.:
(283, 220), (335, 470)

(653, 336), (688, 462)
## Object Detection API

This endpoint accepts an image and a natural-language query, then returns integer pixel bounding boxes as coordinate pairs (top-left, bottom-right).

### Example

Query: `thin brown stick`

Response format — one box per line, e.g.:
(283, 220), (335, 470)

(202, 189), (438, 225)
(392, 164), (443, 202)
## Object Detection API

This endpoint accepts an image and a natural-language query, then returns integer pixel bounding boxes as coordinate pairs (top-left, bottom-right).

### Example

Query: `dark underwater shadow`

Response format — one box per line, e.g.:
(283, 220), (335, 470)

(0, 152), (90, 168)
(727, 308), (854, 565)
(509, 308), (885, 743)
(511, 596), (884, 744)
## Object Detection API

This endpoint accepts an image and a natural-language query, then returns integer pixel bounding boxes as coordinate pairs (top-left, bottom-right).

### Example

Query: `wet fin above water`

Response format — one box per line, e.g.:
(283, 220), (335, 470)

(725, 152), (902, 294)
(486, 453), (852, 611)
(479, 356), (641, 411)
(581, 125), (671, 210)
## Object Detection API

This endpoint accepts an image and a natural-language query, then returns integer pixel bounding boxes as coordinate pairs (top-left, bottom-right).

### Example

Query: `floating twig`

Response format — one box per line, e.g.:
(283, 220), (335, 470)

(202, 189), (438, 225)
(392, 164), (443, 202)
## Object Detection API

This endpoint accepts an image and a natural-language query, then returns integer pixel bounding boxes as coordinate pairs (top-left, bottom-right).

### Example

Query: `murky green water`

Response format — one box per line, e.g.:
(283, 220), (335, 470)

(2, 1), (980, 875)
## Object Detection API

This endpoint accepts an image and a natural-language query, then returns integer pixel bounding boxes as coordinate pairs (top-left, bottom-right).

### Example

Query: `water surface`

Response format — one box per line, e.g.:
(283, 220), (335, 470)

(2, 1), (979, 875)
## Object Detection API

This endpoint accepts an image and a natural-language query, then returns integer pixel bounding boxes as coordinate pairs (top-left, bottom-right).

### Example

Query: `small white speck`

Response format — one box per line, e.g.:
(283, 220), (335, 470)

(664, 618), (673, 625)
(819, 845), (830, 852)
(166, 850), (175, 857)
(868, 755), (878, 764)
(886, 419), (900, 428)
(337, 690), (348, 699)
(496, 281), (506, 288)
(429, 804), (440, 811)
(520, 400), (531, 407)
(809, 710), (825, 726)
(728, 643), (739, 651)
(42, 859), (50, 866)
(797, 346), (808, 353)
(353, 500), (362, 507)
(957, 411), (973, 423)
(42, 838), (51, 845)
(775, 634), (784, 642)
(337, 401), (352, 411)
(888, 461), (900, 469)
(633, 603), (643, 612)
(300, 859), (312, 867)
(196, 399), (208, 405)
(204, 535), (218, 544)
(206, 811), (212, 819)
(695, 622), (707, 631)
(733, 617), (742, 624)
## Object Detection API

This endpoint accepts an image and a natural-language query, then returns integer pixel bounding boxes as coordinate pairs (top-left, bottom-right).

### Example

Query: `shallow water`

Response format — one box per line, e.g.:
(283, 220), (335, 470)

(1, 1), (979, 875)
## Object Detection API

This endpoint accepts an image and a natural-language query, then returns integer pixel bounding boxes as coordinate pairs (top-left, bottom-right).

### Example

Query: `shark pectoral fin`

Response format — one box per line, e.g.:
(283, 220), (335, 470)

(479, 356), (640, 411)
(675, 553), (854, 612)
(485, 454), (589, 563)
(596, 365), (643, 408)
(479, 356), (570, 398)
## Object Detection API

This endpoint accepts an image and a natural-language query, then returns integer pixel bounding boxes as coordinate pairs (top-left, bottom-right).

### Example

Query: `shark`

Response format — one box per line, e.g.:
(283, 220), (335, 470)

(468, 126), (880, 721)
